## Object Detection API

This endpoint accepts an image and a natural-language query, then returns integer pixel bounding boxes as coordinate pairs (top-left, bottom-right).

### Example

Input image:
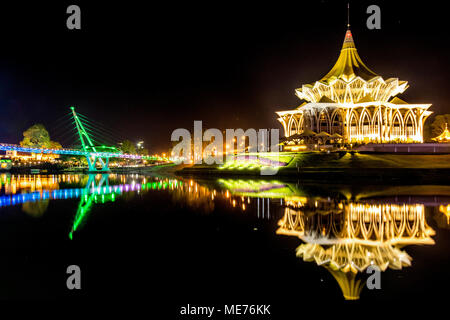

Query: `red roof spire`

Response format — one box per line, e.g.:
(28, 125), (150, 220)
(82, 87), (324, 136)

(342, 29), (355, 49)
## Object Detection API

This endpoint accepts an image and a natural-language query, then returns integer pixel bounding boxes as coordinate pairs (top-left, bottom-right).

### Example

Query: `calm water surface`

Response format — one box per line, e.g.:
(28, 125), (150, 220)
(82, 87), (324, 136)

(1, 173), (450, 309)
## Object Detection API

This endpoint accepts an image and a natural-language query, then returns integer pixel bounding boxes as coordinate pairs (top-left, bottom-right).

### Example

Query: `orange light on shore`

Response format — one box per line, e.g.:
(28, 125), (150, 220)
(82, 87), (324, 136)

(284, 145), (307, 151)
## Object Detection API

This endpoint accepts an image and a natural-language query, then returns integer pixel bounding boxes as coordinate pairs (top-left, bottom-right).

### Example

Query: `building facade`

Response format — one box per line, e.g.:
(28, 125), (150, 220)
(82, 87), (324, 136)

(276, 29), (432, 143)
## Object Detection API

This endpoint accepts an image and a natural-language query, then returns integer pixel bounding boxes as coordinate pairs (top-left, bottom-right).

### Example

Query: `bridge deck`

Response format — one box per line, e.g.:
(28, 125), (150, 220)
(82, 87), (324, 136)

(0, 143), (165, 161)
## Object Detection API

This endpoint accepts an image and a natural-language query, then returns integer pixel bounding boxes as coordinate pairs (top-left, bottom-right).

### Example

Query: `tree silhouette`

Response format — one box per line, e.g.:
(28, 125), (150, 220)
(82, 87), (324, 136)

(431, 114), (450, 137)
(119, 140), (136, 154)
(20, 124), (62, 149)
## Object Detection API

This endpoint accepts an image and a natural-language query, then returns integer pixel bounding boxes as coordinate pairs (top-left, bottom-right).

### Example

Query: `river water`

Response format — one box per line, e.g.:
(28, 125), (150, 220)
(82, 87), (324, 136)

(1, 173), (450, 308)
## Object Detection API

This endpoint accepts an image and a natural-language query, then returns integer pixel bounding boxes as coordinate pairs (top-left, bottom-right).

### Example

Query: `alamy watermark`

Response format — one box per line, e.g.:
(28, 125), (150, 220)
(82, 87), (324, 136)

(66, 264), (81, 290)
(366, 5), (381, 30)
(366, 265), (381, 290)
(170, 121), (280, 175)
(65, 5), (380, 31)
(66, 5), (81, 30)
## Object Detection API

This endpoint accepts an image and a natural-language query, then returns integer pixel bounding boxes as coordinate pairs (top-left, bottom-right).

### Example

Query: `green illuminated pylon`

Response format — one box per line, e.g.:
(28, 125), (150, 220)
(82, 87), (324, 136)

(71, 106), (110, 172)
(69, 174), (109, 239)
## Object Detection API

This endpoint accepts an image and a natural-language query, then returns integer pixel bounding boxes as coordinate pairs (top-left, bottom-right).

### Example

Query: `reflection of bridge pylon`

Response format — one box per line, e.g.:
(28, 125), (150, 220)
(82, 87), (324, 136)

(71, 106), (110, 172)
(69, 174), (109, 239)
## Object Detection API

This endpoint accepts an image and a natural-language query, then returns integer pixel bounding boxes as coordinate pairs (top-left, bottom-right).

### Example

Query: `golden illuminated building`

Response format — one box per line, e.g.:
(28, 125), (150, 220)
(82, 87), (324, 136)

(276, 29), (432, 143)
(440, 204), (450, 224)
(277, 199), (435, 299)
(432, 123), (450, 142)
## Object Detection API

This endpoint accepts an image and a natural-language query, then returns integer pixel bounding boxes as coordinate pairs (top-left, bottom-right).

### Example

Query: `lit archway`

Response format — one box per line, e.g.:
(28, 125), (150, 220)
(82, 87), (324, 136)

(371, 109), (381, 142)
(359, 109), (372, 141)
(349, 111), (359, 141)
(318, 110), (331, 133)
(298, 116), (305, 133)
(288, 114), (298, 136)
(391, 111), (404, 141)
(331, 110), (344, 135)
(404, 111), (416, 141)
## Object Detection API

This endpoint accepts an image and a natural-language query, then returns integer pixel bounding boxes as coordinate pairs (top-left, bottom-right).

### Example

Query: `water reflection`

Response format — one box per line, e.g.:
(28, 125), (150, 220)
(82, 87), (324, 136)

(170, 179), (215, 214)
(0, 173), (187, 236)
(277, 200), (435, 299)
(1, 173), (450, 300)
(220, 179), (449, 299)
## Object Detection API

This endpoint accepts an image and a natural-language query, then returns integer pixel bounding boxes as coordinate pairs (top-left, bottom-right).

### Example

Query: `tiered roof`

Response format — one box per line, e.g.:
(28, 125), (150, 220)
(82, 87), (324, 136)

(295, 29), (409, 104)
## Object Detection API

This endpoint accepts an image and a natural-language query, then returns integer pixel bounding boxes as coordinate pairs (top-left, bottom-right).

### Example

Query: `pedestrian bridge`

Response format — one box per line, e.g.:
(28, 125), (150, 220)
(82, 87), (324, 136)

(0, 107), (169, 172)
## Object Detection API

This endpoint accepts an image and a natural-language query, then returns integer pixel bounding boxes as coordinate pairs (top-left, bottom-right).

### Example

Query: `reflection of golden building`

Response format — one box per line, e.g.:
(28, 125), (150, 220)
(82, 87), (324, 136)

(277, 199), (435, 300)
(171, 179), (215, 214)
(276, 29), (432, 143)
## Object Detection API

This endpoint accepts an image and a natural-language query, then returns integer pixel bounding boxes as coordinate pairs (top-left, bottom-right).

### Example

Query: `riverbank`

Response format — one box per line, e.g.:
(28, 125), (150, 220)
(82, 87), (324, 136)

(178, 152), (450, 184)
(110, 163), (179, 173)
(3, 163), (177, 174)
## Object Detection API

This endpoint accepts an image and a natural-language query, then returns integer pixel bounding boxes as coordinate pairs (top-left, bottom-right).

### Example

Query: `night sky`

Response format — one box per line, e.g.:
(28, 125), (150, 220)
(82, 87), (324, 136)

(0, 1), (449, 152)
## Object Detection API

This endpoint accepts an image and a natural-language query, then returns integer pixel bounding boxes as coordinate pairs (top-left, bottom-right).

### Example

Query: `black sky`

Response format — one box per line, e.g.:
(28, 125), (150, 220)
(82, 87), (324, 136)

(0, 1), (449, 152)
